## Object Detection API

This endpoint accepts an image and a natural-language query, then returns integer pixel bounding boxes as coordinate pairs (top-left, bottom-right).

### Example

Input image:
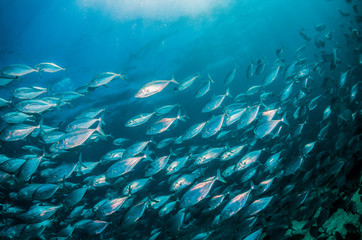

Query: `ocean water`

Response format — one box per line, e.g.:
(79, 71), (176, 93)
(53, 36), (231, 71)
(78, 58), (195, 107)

(0, 0), (361, 239)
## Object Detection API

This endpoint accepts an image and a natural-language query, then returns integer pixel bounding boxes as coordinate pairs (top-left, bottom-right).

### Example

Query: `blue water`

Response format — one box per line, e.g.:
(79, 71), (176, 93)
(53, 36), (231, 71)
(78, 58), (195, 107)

(0, 0), (361, 239)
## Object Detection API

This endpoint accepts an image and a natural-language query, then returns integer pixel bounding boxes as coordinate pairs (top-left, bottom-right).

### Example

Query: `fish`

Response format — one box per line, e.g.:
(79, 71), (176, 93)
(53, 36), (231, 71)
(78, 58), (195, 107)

(263, 65), (281, 86)
(182, 122), (206, 141)
(135, 78), (179, 98)
(166, 156), (189, 175)
(64, 187), (88, 207)
(50, 123), (105, 152)
(16, 99), (57, 114)
(220, 145), (246, 161)
(238, 105), (260, 129)
(123, 200), (148, 225)
(0, 75), (15, 86)
(105, 155), (146, 179)
(243, 196), (273, 216)
(224, 108), (246, 126)
(22, 204), (61, 223)
(124, 140), (152, 157)
(1, 64), (38, 77)
(202, 113), (226, 138)
(145, 155), (170, 177)
(155, 104), (179, 115)
(180, 169), (226, 208)
(88, 72), (123, 88)
(35, 62), (65, 75)
(0, 123), (41, 141)
(2, 111), (34, 124)
(219, 190), (251, 222)
(235, 150), (262, 171)
(246, 62), (255, 79)
(170, 170), (200, 192)
(146, 110), (185, 135)
(254, 114), (288, 139)
(195, 147), (224, 165)
(12, 86), (47, 99)
(65, 117), (103, 132)
(224, 68), (236, 85)
(176, 74), (199, 91)
(202, 88), (231, 113)
(125, 112), (155, 127)
(95, 197), (127, 217)
(195, 73), (214, 98)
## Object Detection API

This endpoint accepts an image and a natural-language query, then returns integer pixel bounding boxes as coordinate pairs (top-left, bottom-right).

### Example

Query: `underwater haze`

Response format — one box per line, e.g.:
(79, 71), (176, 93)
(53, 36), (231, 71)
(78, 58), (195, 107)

(0, 0), (361, 239)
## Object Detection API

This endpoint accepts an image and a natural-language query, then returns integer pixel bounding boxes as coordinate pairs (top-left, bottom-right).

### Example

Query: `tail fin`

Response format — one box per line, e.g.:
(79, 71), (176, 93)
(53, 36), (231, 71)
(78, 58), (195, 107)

(170, 148), (177, 157)
(77, 152), (87, 168)
(208, 73), (214, 83)
(37, 69), (42, 78)
(281, 112), (289, 127)
(95, 121), (106, 137)
(171, 75), (179, 85)
(225, 88), (232, 98)
(177, 109), (187, 122)
(216, 169), (227, 184)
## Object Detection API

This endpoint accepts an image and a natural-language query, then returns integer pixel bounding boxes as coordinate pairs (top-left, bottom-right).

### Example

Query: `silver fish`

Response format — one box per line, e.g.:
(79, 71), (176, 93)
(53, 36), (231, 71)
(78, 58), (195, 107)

(263, 65), (281, 86)
(180, 170), (226, 208)
(135, 79), (179, 98)
(238, 105), (260, 129)
(22, 204), (61, 223)
(124, 140), (152, 157)
(88, 72), (123, 88)
(125, 112), (155, 127)
(64, 187), (88, 207)
(219, 190), (251, 222)
(0, 123), (40, 141)
(146, 111), (185, 135)
(35, 62), (65, 73)
(170, 171), (199, 192)
(16, 99), (57, 114)
(105, 155), (145, 179)
(176, 74), (199, 91)
(224, 68), (236, 85)
(1, 64), (37, 77)
(50, 124), (104, 152)
(123, 200), (148, 225)
(13, 86), (47, 99)
(202, 88), (231, 113)
(95, 197), (127, 217)
(182, 122), (206, 141)
(0, 76), (15, 86)
(66, 117), (103, 132)
(244, 196), (273, 216)
(195, 73), (214, 98)
(220, 145), (246, 161)
(195, 147), (224, 165)
(235, 150), (262, 171)
(155, 104), (179, 115)
(145, 155), (170, 177)
(2, 112), (34, 124)
(202, 113), (226, 138)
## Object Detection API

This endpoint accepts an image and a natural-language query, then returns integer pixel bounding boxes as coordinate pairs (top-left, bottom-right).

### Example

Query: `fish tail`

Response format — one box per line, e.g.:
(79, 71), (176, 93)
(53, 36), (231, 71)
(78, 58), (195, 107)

(281, 113), (289, 127)
(226, 88), (232, 98)
(216, 169), (227, 184)
(95, 121), (106, 137)
(171, 75), (179, 84)
(208, 73), (214, 83)
(37, 69), (42, 78)
(77, 152), (87, 168)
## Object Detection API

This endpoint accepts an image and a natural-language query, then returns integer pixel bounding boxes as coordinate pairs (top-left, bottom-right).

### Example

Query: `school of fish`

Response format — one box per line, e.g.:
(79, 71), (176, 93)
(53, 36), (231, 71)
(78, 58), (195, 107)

(0, 3), (362, 240)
